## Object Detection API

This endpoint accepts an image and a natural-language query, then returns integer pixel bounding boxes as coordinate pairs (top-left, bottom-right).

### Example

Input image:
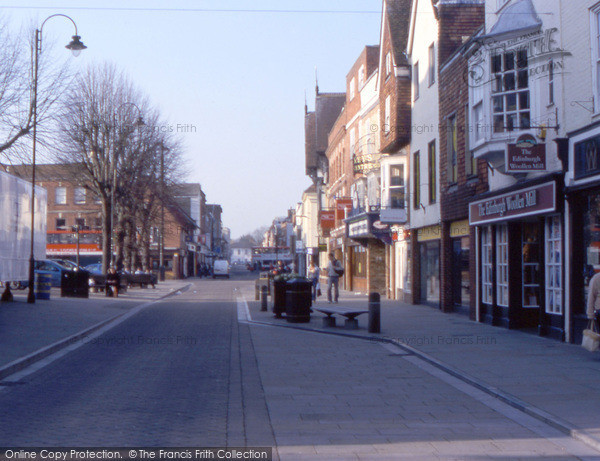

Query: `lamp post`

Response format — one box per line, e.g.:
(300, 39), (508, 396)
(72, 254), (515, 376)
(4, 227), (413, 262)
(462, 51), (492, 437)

(27, 15), (86, 304)
(109, 102), (144, 270)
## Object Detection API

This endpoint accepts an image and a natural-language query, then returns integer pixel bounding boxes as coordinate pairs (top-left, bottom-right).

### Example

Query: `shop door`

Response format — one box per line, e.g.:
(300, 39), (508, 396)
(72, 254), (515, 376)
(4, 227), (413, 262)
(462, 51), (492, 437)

(520, 222), (541, 329)
(420, 241), (440, 306)
(452, 237), (470, 312)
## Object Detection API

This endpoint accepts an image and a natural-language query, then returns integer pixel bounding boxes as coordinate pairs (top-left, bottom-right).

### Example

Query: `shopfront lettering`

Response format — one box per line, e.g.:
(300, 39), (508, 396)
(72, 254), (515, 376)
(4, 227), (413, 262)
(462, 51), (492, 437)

(470, 183), (555, 225)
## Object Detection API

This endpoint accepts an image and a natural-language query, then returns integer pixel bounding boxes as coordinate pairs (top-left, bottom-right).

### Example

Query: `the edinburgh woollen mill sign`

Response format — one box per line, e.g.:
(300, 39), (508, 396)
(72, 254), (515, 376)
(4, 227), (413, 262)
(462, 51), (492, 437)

(469, 182), (556, 225)
(506, 134), (546, 173)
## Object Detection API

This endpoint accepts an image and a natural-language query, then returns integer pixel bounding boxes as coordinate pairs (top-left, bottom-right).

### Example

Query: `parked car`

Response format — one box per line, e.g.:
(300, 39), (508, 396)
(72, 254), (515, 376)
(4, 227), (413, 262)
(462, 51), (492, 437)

(51, 259), (81, 271)
(212, 260), (230, 279)
(34, 260), (72, 287)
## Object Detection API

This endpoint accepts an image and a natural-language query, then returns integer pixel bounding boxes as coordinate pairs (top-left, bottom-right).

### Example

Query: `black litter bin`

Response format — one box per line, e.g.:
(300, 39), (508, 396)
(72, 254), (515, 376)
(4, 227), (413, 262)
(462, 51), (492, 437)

(61, 270), (90, 298)
(272, 278), (287, 318)
(285, 277), (312, 323)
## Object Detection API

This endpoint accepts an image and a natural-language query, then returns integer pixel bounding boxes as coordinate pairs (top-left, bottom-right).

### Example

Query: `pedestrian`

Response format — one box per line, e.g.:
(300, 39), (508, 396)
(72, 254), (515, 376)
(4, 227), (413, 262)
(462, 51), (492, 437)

(326, 252), (343, 303)
(106, 266), (121, 298)
(587, 271), (600, 325)
(307, 260), (321, 302)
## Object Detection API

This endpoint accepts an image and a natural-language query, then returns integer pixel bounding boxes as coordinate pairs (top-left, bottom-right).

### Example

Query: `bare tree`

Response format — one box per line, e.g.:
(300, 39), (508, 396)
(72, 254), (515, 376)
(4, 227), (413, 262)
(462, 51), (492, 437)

(55, 62), (186, 272)
(0, 20), (71, 162)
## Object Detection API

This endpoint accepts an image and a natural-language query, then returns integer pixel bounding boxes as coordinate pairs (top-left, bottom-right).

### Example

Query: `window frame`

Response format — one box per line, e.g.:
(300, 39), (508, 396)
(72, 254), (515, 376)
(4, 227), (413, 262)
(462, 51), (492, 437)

(384, 95), (391, 134)
(413, 151), (421, 209)
(389, 164), (405, 210)
(491, 48), (530, 133)
(428, 140), (437, 204)
(496, 224), (509, 307)
(481, 227), (493, 305)
(447, 114), (458, 184)
(413, 61), (420, 101)
(74, 186), (86, 204)
(428, 43), (435, 87)
(385, 52), (392, 77)
(55, 186), (67, 205)
(545, 215), (563, 315)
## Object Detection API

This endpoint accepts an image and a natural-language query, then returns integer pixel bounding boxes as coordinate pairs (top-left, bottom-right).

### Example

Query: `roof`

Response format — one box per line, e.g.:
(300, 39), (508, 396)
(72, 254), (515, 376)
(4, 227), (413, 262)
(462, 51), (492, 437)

(315, 93), (346, 153)
(303, 184), (317, 194)
(485, 0), (541, 39)
(173, 182), (204, 197)
(2, 163), (87, 183)
(305, 111), (317, 173)
(385, 0), (413, 66)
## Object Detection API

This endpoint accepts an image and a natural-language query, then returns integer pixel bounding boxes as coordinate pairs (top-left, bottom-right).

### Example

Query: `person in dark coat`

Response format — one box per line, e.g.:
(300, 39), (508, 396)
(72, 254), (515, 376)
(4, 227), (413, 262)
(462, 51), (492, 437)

(106, 267), (121, 297)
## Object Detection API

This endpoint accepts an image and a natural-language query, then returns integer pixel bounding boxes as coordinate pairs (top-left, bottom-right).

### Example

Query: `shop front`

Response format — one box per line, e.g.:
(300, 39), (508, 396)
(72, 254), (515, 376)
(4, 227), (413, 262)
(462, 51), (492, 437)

(469, 179), (564, 339)
(346, 212), (388, 295)
(566, 122), (600, 343)
(443, 220), (471, 315)
(416, 225), (441, 308)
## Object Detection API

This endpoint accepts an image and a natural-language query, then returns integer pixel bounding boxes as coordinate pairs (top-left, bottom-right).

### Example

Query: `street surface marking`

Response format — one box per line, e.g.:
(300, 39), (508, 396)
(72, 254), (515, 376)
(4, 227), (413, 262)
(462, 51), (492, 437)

(236, 295), (252, 322)
(380, 342), (600, 459)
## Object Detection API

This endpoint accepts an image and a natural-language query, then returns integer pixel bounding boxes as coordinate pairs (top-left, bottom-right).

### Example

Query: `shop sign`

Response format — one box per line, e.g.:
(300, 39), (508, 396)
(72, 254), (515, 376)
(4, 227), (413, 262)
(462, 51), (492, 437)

(574, 134), (600, 179)
(187, 243), (197, 252)
(320, 210), (335, 231)
(469, 181), (556, 225)
(417, 225), (441, 242)
(348, 218), (370, 238)
(506, 134), (546, 173)
(353, 153), (381, 174)
(318, 244), (328, 252)
(335, 198), (353, 221)
(450, 220), (470, 238)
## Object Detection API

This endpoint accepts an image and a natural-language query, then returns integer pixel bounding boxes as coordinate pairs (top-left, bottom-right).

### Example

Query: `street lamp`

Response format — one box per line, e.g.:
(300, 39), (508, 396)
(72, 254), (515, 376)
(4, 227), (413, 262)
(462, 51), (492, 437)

(28, 14), (86, 304)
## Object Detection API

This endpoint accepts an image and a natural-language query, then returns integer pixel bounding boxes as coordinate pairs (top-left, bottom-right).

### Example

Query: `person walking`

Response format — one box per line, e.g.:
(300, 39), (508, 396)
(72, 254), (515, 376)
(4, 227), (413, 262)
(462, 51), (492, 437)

(307, 260), (321, 302)
(326, 252), (343, 303)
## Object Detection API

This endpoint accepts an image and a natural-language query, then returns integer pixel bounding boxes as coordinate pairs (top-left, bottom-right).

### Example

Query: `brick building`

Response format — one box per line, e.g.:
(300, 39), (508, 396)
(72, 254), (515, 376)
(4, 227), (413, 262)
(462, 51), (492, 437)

(2, 163), (200, 277)
(437, 2), (487, 317)
(377, 0), (412, 301)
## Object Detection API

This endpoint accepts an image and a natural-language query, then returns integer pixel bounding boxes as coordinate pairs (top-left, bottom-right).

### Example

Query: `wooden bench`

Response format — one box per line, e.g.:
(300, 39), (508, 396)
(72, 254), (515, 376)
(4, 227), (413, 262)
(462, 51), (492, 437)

(314, 306), (369, 330)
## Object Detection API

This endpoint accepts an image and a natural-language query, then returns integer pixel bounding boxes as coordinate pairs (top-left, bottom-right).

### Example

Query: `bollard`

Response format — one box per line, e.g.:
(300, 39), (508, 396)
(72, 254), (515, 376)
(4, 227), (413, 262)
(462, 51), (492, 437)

(368, 292), (381, 333)
(261, 285), (268, 311)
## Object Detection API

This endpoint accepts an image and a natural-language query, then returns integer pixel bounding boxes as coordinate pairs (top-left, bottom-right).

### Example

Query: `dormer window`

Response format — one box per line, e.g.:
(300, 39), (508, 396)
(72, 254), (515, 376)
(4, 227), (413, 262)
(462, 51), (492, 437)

(491, 49), (530, 133)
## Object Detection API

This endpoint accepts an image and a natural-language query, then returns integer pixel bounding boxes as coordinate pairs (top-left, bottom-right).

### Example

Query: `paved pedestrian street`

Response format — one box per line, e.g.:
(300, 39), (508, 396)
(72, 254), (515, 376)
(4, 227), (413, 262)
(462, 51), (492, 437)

(0, 274), (599, 460)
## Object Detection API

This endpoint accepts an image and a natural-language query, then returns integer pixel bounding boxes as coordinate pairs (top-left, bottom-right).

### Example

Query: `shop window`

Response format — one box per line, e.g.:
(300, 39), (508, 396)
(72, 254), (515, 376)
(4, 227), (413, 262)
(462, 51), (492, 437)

(496, 224), (509, 307)
(352, 246), (367, 277)
(481, 227), (493, 304)
(522, 222), (540, 308)
(491, 49), (529, 132)
(545, 216), (562, 315)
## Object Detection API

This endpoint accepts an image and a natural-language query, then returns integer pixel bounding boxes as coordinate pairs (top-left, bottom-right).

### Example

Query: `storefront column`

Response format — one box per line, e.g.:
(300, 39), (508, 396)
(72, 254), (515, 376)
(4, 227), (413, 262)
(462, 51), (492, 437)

(410, 231), (421, 305)
(440, 221), (453, 313)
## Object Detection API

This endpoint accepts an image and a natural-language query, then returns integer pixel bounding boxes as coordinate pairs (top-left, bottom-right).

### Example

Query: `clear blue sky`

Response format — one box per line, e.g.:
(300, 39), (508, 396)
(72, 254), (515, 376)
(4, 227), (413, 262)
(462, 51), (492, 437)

(2, 0), (382, 238)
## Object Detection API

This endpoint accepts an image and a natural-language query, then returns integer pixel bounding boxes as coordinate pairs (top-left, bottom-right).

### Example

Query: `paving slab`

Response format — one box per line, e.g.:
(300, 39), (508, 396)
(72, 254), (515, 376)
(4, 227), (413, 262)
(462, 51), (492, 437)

(236, 279), (600, 456)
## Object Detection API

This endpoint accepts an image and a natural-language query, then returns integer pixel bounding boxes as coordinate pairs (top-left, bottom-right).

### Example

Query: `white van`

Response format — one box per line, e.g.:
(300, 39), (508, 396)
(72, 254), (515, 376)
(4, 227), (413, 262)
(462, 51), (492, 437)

(212, 260), (230, 279)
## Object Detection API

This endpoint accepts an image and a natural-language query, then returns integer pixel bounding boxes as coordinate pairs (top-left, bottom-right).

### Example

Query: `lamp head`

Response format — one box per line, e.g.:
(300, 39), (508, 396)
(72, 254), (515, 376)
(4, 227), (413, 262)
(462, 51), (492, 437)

(66, 35), (87, 57)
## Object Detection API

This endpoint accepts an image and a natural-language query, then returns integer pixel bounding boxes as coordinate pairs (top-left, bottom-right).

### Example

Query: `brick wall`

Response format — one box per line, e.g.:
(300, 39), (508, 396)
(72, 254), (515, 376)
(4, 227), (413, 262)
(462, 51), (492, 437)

(379, 16), (411, 153)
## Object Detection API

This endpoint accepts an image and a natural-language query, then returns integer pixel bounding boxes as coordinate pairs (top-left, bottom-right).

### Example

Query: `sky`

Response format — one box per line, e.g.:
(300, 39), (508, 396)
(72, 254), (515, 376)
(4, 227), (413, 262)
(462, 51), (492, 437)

(1, 0), (383, 239)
